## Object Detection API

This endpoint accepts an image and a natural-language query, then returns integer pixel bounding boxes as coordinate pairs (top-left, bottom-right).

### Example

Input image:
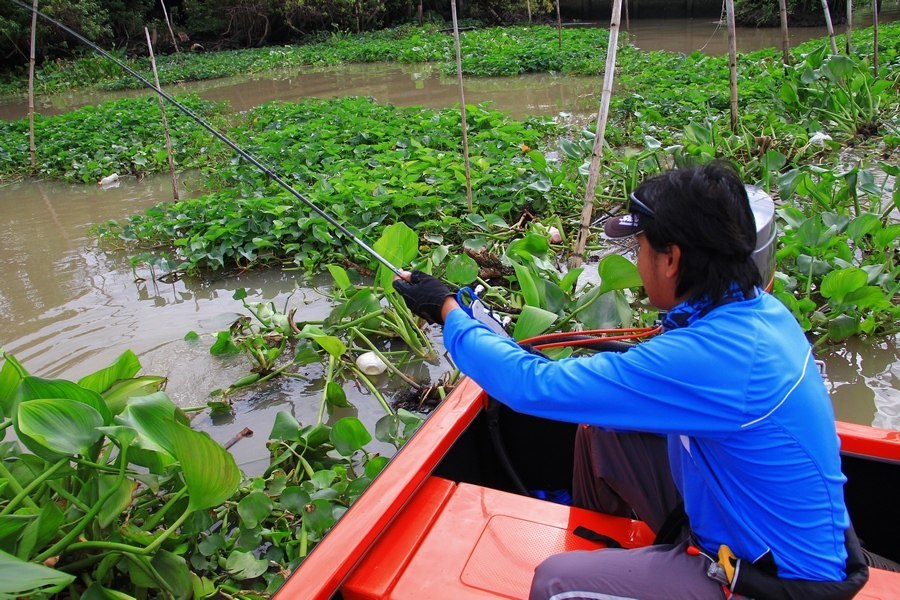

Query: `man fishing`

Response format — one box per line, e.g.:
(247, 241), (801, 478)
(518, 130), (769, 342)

(394, 163), (868, 599)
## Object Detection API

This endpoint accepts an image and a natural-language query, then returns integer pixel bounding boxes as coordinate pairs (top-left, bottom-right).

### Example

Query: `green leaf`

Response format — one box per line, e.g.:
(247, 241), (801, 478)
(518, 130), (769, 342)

(226, 550), (269, 580)
(77, 350), (141, 394)
(330, 417), (371, 456)
(300, 325), (346, 357)
(82, 582), (137, 600)
(373, 222), (418, 288)
(190, 574), (217, 599)
(576, 288), (623, 329)
(827, 314), (859, 342)
(183, 331), (200, 342)
(844, 286), (891, 310)
(0, 353), (28, 419)
(280, 486), (311, 514)
(237, 491), (274, 529)
(17, 399), (103, 456)
(507, 234), (550, 261)
(115, 392), (182, 457)
(302, 498), (336, 536)
(0, 549), (75, 597)
(151, 550), (192, 599)
(210, 331), (240, 356)
(847, 213), (881, 242)
(0, 515), (33, 545)
(165, 421), (241, 512)
(364, 456), (389, 479)
(820, 267), (867, 305)
(327, 264), (353, 293)
(559, 268), (583, 294)
(445, 253), (479, 285)
(598, 254), (643, 294)
(511, 261), (541, 307)
(16, 377), (112, 425)
(98, 474), (136, 529)
(102, 376), (167, 416)
(761, 150), (786, 172)
(513, 305), (558, 341)
(18, 502), (64, 561)
(325, 382), (351, 409)
(269, 411), (302, 441)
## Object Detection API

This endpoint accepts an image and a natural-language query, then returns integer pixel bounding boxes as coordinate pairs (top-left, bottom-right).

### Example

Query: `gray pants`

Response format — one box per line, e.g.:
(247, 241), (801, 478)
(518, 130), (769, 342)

(529, 427), (728, 600)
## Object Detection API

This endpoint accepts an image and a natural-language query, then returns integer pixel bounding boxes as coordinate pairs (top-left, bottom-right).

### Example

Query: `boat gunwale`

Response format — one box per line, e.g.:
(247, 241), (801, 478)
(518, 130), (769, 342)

(275, 376), (900, 599)
(274, 376), (487, 600)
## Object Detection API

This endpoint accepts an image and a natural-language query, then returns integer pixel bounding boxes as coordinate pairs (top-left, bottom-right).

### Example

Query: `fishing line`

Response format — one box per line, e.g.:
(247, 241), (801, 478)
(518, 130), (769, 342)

(11, 0), (402, 277)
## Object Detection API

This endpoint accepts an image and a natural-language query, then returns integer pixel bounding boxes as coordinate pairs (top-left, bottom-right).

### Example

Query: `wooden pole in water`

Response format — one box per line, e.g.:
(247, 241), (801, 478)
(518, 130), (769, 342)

(159, 0), (180, 54)
(846, 0), (853, 54)
(450, 0), (474, 212)
(556, 0), (563, 49)
(778, 0), (791, 68)
(872, 1), (880, 76)
(570, 0), (622, 269)
(725, 0), (739, 133)
(145, 27), (180, 201)
(820, 0), (838, 54)
(28, 0), (38, 170)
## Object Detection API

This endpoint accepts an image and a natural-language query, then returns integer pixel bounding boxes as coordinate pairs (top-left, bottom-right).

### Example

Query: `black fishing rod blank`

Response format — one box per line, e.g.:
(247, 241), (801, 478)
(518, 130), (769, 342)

(12, 0), (402, 277)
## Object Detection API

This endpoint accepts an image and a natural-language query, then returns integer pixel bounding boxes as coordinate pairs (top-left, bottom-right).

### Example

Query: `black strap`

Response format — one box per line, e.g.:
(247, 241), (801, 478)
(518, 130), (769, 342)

(573, 526), (623, 548)
(653, 502), (689, 545)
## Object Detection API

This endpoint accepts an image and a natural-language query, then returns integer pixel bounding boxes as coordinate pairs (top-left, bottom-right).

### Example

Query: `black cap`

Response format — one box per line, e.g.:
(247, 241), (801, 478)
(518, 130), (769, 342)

(603, 212), (645, 239)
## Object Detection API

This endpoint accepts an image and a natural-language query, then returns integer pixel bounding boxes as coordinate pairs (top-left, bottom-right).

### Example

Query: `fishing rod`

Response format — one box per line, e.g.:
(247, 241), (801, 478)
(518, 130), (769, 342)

(11, 0), (402, 277)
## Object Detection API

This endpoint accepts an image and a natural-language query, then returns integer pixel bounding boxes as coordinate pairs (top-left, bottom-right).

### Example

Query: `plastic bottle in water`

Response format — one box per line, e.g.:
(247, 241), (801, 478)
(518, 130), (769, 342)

(98, 173), (119, 187)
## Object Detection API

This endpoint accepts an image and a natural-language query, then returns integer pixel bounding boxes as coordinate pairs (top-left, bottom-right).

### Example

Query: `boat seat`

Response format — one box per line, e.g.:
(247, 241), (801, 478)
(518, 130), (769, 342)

(341, 476), (655, 599)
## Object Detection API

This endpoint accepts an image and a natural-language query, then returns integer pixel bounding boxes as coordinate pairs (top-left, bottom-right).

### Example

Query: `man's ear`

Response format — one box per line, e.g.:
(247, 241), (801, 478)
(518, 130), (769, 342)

(665, 244), (681, 279)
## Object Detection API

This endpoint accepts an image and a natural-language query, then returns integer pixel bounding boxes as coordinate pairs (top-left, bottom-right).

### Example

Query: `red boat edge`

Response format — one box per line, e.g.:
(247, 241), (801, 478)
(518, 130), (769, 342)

(274, 377), (900, 600)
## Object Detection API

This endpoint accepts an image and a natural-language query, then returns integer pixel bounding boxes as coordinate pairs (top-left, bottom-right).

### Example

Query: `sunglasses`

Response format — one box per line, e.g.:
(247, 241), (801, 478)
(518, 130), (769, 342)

(628, 192), (656, 217)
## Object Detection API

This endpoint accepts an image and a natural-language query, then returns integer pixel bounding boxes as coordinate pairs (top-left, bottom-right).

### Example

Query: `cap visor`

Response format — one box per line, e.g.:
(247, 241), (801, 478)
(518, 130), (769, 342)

(603, 214), (644, 239)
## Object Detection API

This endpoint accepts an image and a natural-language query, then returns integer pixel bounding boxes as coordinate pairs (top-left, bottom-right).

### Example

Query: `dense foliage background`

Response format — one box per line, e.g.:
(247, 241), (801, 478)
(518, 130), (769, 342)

(0, 0), (864, 69)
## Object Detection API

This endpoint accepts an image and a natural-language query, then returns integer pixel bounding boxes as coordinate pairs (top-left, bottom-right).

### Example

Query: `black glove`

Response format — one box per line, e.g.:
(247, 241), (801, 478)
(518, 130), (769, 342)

(392, 271), (454, 325)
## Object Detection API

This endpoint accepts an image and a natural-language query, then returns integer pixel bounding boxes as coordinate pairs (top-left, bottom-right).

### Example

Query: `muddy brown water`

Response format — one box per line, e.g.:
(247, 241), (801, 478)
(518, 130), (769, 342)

(1, 15), (898, 470)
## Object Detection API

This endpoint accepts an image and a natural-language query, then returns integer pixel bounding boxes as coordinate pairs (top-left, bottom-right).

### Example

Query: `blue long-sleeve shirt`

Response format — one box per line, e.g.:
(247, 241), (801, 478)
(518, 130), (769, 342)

(443, 291), (849, 582)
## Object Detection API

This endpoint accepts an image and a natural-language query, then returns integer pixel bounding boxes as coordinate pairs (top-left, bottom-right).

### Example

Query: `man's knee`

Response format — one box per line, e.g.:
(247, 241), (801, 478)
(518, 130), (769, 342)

(530, 553), (568, 600)
(530, 552), (621, 600)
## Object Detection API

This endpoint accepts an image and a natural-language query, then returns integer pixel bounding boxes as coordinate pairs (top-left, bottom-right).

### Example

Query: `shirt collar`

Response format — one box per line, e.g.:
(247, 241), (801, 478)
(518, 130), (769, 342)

(662, 284), (757, 331)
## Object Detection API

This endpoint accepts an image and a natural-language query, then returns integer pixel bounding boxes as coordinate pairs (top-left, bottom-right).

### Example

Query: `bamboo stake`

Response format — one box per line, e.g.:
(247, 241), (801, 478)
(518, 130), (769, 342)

(570, 0), (622, 269)
(450, 0), (473, 212)
(418, 0), (423, 25)
(145, 27), (179, 200)
(556, 0), (562, 49)
(28, 0), (38, 169)
(624, 0), (630, 30)
(159, 0), (180, 54)
(778, 0), (790, 68)
(873, 0), (880, 76)
(526, 0), (532, 25)
(725, 0), (739, 133)
(820, 0), (838, 54)
(845, 0), (853, 54)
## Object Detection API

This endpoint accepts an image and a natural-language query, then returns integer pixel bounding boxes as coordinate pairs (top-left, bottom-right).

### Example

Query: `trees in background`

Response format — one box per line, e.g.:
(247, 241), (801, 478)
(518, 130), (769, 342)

(0, 0), (882, 71)
(735, 0), (866, 26)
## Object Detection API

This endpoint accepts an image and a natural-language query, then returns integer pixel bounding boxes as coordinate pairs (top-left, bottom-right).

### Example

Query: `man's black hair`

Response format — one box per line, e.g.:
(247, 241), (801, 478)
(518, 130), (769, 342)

(633, 162), (762, 302)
